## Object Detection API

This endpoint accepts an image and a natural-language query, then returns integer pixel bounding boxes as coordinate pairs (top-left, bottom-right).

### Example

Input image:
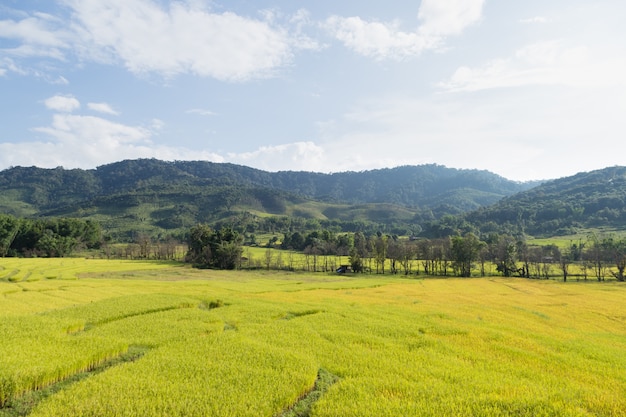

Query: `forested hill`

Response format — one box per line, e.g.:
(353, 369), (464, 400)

(0, 159), (537, 238)
(461, 166), (626, 237)
(3, 159), (626, 240)
(93, 159), (534, 207)
(0, 158), (533, 211)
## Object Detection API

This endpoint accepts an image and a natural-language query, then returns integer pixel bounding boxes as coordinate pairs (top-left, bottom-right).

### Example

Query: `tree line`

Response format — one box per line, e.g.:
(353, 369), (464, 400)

(0, 214), (101, 257)
(3, 210), (625, 283)
(188, 224), (626, 281)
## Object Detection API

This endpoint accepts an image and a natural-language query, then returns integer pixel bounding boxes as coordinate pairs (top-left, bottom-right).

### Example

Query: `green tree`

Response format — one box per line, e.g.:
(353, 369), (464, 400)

(353, 232), (368, 258)
(349, 247), (364, 273)
(387, 237), (403, 274)
(281, 231), (304, 251)
(397, 240), (417, 275)
(557, 247), (571, 282)
(0, 214), (20, 257)
(186, 224), (242, 269)
(373, 234), (388, 274)
(602, 236), (626, 282)
(586, 234), (608, 281)
(489, 234), (518, 277)
(36, 230), (76, 257)
(450, 233), (484, 277)
(216, 241), (243, 269)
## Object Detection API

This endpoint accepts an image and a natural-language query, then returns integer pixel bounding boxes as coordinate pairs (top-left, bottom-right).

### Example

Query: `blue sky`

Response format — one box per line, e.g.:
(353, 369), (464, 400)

(1, 0), (625, 181)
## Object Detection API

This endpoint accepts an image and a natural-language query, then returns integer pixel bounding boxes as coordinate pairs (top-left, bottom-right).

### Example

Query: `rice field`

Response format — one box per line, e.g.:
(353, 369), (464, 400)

(1, 258), (625, 416)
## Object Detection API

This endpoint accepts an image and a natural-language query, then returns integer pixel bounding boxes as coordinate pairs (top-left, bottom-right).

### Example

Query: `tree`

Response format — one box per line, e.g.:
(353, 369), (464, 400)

(603, 236), (626, 282)
(528, 246), (544, 279)
(135, 233), (151, 259)
(264, 248), (273, 270)
(353, 232), (367, 256)
(336, 234), (353, 256)
(36, 230), (76, 257)
(387, 237), (403, 274)
(586, 234), (608, 281)
(373, 234), (388, 274)
(303, 245), (321, 272)
(516, 240), (530, 278)
(557, 247), (570, 282)
(349, 247), (365, 273)
(398, 240), (417, 275)
(281, 232), (301, 250)
(0, 215), (20, 257)
(489, 234), (518, 277)
(450, 233), (484, 277)
(215, 241), (243, 269)
(614, 253), (626, 282)
(186, 224), (242, 269)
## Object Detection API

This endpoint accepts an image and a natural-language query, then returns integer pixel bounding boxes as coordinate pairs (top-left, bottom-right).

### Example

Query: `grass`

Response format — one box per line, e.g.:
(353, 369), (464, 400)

(0, 258), (625, 416)
(528, 228), (626, 248)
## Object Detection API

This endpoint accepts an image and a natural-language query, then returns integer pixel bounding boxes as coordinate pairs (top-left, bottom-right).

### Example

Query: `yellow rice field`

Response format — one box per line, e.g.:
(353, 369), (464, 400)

(1, 258), (625, 416)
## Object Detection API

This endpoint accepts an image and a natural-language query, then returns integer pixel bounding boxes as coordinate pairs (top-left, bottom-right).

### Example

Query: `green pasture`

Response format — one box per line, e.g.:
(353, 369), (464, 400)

(1, 258), (625, 416)
(528, 228), (626, 248)
(242, 246), (349, 271)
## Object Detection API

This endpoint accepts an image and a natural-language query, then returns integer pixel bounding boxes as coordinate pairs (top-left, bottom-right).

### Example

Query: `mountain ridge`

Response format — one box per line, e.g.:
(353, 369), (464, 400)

(459, 165), (626, 237)
(0, 159), (537, 238)
(6, 159), (625, 240)
(0, 158), (536, 208)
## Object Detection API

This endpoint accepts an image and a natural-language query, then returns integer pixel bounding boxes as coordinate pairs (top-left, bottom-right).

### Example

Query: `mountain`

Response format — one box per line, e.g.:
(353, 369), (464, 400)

(3, 160), (624, 241)
(0, 159), (535, 238)
(461, 166), (626, 237)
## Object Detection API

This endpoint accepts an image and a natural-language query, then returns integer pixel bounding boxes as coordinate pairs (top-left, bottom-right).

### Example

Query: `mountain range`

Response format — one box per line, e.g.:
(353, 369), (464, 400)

(1, 159), (624, 239)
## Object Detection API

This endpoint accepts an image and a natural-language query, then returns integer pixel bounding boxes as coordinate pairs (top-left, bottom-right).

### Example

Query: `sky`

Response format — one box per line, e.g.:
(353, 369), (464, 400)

(1, 0), (625, 182)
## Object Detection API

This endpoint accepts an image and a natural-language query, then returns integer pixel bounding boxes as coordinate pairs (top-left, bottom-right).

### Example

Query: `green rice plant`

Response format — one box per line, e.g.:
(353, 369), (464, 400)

(1, 259), (625, 416)
(29, 334), (318, 417)
(43, 293), (199, 327)
(0, 258), (178, 282)
(0, 315), (128, 407)
(87, 307), (225, 348)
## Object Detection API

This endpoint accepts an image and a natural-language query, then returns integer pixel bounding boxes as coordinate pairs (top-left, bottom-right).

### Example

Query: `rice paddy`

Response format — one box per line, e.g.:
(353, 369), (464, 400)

(1, 258), (625, 416)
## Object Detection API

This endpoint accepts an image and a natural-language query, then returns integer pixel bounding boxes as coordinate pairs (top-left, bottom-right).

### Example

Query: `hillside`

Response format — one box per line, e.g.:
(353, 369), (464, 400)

(461, 166), (626, 237)
(3, 160), (626, 240)
(0, 159), (533, 238)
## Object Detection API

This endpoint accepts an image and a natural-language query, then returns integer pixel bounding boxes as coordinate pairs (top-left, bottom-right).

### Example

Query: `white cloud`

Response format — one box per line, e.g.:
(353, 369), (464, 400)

(417, 0), (485, 37)
(0, 57), (68, 83)
(0, 12), (71, 59)
(0, 13), (69, 47)
(438, 40), (626, 92)
(1, 1), (316, 81)
(520, 16), (549, 24)
(324, 16), (435, 60)
(187, 108), (217, 117)
(34, 114), (150, 145)
(87, 102), (119, 115)
(325, 0), (485, 60)
(44, 95), (81, 112)
(61, 0), (310, 81)
(150, 118), (165, 131)
(0, 111), (223, 169)
(0, 58), (22, 74)
(227, 142), (326, 172)
(318, 73), (626, 181)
